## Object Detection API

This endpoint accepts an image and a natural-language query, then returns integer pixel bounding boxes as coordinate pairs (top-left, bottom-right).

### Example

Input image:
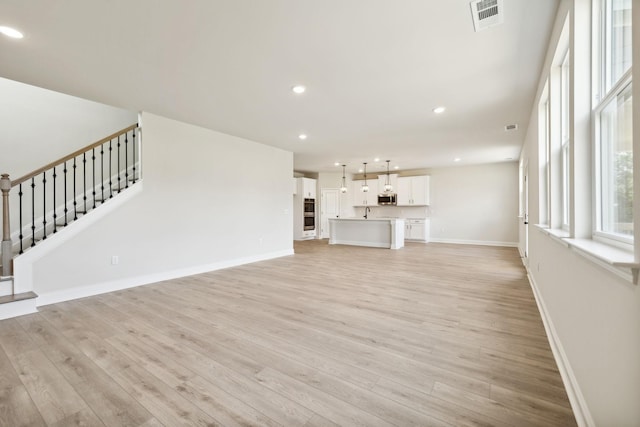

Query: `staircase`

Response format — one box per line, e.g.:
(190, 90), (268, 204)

(0, 123), (141, 319)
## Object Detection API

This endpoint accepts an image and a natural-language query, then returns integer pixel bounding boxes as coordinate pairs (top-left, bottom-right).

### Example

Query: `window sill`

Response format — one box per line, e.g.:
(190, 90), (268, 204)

(534, 225), (638, 284)
(535, 225), (570, 247)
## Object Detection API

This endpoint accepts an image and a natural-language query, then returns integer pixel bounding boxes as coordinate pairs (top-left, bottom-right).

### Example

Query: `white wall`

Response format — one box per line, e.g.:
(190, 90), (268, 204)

(27, 112), (293, 299)
(519, 1), (640, 425)
(428, 162), (519, 246)
(0, 78), (137, 178)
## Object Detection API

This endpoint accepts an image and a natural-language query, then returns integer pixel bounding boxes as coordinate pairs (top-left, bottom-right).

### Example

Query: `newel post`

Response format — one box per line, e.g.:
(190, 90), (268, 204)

(1, 174), (12, 276)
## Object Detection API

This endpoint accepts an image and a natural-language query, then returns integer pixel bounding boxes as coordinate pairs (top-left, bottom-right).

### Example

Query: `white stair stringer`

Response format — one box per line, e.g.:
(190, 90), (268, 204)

(12, 182), (143, 300)
(8, 163), (141, 256)
(0, 277), (12, 298)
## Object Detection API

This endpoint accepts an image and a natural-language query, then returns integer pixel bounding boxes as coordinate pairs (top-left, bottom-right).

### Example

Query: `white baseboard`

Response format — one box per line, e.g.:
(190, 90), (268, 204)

(525, 272), (595, 427)
(36, 249), (294, 307)
(0, 298), (37, 320)
(428, 238), (518, 247)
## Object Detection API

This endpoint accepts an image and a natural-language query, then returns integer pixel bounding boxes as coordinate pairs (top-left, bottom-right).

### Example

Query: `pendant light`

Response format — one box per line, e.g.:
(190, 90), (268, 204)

(340, 165), (348, 193)
(384, 160), (393, 192)
(361, 162), (369, 192)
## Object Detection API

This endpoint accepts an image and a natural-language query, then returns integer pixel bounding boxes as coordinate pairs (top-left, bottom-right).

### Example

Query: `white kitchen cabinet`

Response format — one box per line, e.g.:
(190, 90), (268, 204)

(397, 176), (430, 206)
(377, 173), (398, 193)
(300, 229), (316, 239)
(293, 177), (317, 240)
(405, 218), (429, 242)
(298, 177), (316, 199)
(351, 180), (378, 206)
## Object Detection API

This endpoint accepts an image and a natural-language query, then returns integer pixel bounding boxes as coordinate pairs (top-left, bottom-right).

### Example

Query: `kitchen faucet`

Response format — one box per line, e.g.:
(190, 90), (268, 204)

(364, 206), (371, 219)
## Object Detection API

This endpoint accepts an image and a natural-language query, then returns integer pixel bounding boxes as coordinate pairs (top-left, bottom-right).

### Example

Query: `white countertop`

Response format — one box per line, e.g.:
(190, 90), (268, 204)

(331, 217), (404, 222)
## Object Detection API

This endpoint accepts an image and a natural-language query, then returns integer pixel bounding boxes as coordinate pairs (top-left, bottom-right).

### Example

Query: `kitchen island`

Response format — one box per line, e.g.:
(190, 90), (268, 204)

(328, 218), (405, 249)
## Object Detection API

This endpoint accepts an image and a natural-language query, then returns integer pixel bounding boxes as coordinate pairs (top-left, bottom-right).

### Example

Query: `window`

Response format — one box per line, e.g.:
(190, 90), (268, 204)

(539, 85), (550, 225)
(594, 0), (633, 243)
(602, 0), (632, 95)
(598, 82), (633, 237)
(561, 51), (571, 229)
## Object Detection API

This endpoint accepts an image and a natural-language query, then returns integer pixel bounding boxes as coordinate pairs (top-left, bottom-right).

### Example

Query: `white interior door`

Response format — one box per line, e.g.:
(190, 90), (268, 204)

(321, 188), (341, 239)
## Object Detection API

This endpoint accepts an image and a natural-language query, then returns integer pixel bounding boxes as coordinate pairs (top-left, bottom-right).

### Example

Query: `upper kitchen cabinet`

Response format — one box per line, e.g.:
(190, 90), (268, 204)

(297, 177), (317, 199)
(397, 176), (430, 206)
(351, 180), (378, 206)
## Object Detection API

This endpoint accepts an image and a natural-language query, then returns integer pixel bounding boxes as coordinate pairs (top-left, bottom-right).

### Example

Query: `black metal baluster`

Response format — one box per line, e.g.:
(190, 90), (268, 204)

(73, 158), (78, 220)
(132, 127), (137, 184)
(117, 135), (121, 192)
(125, 131), (129, 189)
(92, 148), (96, 208)
(30, 178), (35, 247)
(52, 166), (57, 233)
(63, 161), (68, 226)
(18, 184), (23, 254)
(109, 140), (113, 198)
(83, 153), (87, 213)
(101, 145), (105, 202)
(42, 172), (47, 240)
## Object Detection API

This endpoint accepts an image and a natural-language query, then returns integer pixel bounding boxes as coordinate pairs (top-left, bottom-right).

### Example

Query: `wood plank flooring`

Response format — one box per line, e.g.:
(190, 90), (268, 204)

(0, 240), (577, 426)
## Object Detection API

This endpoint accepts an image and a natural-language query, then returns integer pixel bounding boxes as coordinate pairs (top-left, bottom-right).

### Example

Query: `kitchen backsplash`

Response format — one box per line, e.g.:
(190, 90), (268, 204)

(354, 205), (429, 218)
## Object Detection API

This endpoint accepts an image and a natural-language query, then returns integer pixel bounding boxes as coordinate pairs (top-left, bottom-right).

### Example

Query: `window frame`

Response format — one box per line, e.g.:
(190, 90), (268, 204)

(539, 83), (551, 226)
(591, 0), (636, 250)
(593, 73), (633, 245)
(560, 50), (571, 230)
(592, 0), (633, 247)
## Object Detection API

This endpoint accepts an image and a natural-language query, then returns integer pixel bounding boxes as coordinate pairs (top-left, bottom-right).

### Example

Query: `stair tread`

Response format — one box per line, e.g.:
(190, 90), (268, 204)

(0, 291), (37, 305)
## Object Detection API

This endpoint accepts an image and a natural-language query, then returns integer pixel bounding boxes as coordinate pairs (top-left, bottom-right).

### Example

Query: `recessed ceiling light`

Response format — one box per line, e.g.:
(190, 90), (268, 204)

(298, 134), (307, 140)
(454, 157), (461, 162)
(433, 106), (446, 114)
(394, 166), (400, 170)
(0, 26), (24, 39)
(374, 158), (380, 162)
(358, 169), (363, 173)
(292, 85), (306, 94)
(334, 162), (340, 166)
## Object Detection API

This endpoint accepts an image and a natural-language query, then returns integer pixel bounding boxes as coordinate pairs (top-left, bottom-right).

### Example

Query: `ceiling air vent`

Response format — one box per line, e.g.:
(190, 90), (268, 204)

(505, 124), (518, 131)
(470, 0), (504, 32)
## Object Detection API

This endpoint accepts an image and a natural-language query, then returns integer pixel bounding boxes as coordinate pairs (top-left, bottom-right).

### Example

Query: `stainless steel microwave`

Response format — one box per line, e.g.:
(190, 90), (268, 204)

(378, 193), (397, 205)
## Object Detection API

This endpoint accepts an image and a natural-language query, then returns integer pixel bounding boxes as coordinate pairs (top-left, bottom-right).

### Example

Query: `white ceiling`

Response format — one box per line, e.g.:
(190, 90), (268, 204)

(0, 0), (558, 175)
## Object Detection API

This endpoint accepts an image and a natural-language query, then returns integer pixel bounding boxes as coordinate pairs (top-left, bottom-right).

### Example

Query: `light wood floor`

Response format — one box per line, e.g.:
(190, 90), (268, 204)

(0, 240), (577, 426)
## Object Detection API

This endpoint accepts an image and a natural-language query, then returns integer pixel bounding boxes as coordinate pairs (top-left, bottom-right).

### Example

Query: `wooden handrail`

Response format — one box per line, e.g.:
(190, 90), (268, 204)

(11, 123), (138, 187)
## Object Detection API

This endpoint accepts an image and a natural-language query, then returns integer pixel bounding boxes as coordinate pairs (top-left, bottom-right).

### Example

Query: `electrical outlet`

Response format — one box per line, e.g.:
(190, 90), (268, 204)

(111, 255), (119, 265)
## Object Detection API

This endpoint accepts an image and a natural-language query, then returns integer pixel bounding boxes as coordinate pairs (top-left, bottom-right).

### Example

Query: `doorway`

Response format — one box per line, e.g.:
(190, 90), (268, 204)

(321, 188), (341, 239)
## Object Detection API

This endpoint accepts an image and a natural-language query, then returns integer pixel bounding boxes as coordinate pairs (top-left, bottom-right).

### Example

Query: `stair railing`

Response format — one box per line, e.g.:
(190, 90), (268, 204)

(0, 123), (140, 277)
